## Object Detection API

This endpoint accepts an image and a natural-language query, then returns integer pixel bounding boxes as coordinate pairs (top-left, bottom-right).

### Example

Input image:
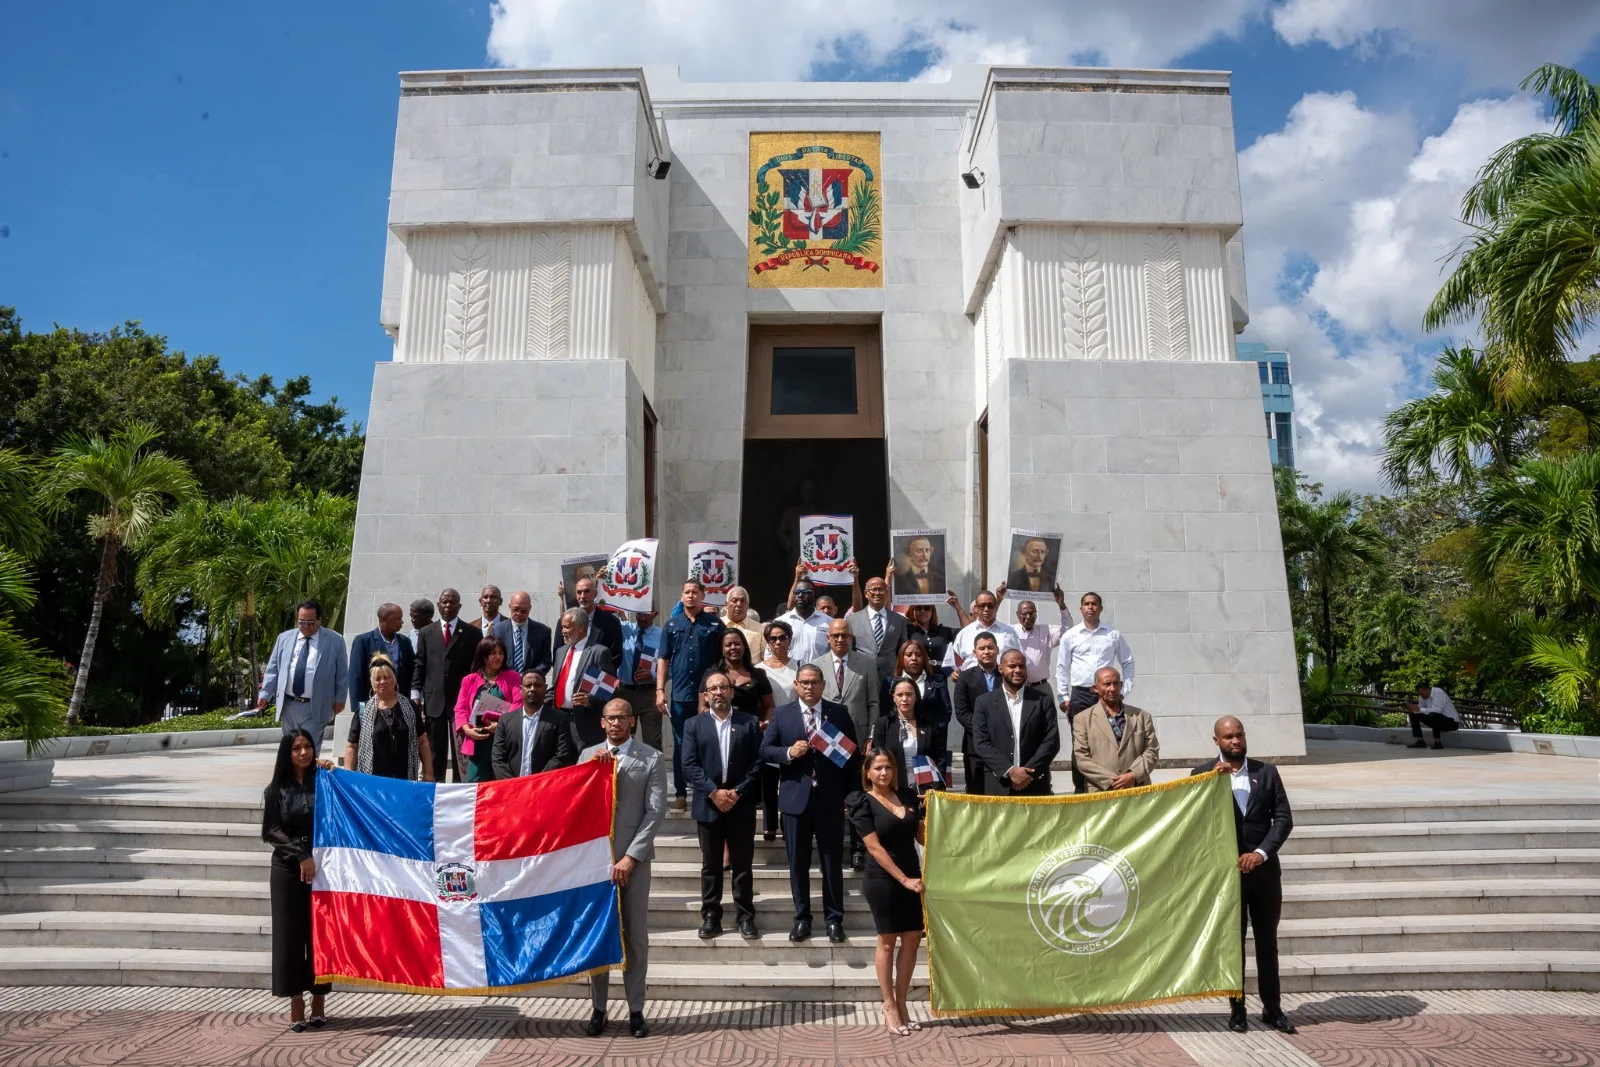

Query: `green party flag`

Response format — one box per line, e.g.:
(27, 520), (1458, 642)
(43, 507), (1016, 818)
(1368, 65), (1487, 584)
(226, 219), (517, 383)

(923, 772), (1242, 1017)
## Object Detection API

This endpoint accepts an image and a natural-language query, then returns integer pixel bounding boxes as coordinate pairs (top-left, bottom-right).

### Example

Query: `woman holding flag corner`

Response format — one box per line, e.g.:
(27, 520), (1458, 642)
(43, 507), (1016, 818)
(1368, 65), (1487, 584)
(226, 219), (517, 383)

(848, 749), (925, 1037)
(261, 730), (333, 1033)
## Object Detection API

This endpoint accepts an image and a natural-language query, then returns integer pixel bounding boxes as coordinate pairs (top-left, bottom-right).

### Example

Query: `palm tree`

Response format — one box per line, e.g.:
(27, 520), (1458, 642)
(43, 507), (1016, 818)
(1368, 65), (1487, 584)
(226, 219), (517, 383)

(1426, 65), (1600, 399)
(37, 424), (196, 726)
(1472, 451), (1600, 618)
(1381, 346), (1532, 488)
(0, 448), (64, 753)
(1279, 490), (1387, 672)
(1520, 627), (1600, 717)
(264, 492), (356, 630)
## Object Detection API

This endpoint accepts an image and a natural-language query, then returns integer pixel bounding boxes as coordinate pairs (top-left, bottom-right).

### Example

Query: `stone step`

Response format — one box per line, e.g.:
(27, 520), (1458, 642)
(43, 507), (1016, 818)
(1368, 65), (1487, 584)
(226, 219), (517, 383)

(1283, 820), (1600, 854)
(0, 911), (271, 952)
(0, 821), (266, 853)
(0, 879), (271, 917)
(1291, 800), (1600, 827)
(1278, 848), (1600, 881)
(1, 945), (1596, 997)
(0, 847), (264, 882)
(0, 796), (261, 825)
(1277, 913), (1600, 956)
(1283, 877), (1600, 919)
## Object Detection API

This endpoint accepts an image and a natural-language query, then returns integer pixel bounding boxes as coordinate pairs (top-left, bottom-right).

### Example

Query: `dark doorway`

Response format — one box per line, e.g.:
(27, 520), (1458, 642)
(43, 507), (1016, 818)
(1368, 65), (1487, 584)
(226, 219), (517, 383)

(738, 438), (890, 619)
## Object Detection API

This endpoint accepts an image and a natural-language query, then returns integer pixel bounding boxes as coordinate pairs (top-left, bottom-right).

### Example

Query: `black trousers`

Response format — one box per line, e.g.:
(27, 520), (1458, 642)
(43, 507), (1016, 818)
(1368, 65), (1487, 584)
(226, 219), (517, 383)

(270, 860), (331, 999)
(782, 805), (845, 925)
(963, 748), (987, 795)
(426, 713), (456, 782)
(761, 764), (780, 834)
(1237, 863), (1283, 1017)
(697, 805), (757, 923)
(1066, 685), (1099, 794)
(1409, 712), (1459, 742)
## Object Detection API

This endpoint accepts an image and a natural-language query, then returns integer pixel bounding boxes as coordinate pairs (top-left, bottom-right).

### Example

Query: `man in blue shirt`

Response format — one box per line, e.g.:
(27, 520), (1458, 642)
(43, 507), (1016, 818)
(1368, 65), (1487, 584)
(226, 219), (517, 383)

(619, 609), (663, 750)
(655, 579), (726, 810)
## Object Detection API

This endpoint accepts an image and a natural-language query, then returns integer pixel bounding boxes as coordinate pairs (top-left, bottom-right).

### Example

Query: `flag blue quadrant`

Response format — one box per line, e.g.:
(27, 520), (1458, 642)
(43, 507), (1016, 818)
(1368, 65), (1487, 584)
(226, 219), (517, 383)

(314, 771), (435, 862)
(479, 880), (623, 987)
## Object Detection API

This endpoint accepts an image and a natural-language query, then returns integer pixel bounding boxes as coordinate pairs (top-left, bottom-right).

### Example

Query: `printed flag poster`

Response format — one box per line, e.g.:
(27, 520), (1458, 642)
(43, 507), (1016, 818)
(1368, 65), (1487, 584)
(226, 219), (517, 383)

(1005, 530), (1063, 600)
(890, 528), (947, 605)
(687, 541), (739, 606)
(922, 773), (1241, 1016)
(598, 538), (658, 613)
(799, 514), (854, 586)
(561, 555), (609, 609)
(312, 761), (622, 993)
(748, 132), (882, 288)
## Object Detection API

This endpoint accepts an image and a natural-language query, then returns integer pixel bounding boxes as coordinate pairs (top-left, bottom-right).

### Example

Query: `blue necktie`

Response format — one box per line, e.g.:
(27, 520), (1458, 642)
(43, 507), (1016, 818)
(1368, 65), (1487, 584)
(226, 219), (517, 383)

(872, 611), (884, 646)
(290, 636), (310, 698)
(512, 625), (525, 672)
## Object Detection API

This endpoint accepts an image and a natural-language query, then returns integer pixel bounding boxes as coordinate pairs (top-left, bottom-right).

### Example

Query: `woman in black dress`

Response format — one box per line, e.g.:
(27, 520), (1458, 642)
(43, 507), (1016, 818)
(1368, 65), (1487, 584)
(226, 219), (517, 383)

(262, 729), (331, 1032)
(713, 629), (774, 721)
(848, 749), (925, 1037)
(342, 654), (434, 780)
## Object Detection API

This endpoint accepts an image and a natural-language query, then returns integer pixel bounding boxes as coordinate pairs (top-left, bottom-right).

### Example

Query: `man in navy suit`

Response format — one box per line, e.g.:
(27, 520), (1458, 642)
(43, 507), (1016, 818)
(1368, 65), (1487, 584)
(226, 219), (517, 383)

(681, 671), (764, 941)
(489, 590), (553, 677)
(1191, 716), (1296, 1036)
(760, 663), (859, 944)
(348, 602), (414, 710)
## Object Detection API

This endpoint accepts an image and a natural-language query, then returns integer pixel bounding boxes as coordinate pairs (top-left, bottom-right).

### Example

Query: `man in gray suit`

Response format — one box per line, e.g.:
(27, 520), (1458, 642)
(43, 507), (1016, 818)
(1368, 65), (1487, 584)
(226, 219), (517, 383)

(582, 698), (666, 1040)
(808, 616), (879, 871)
(257, 599), (347, 754)
(552, 609), (619, 749)
(846, 575), (908, 686)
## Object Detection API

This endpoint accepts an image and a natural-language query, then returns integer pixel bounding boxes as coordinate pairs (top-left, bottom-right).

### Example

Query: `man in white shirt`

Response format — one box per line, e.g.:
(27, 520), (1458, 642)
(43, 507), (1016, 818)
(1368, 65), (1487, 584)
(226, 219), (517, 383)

(776, 579), (832, 667)
(1053, 591), (1136, 718)
(944, 590), (1021, 671)
(1407, 682), (1461, 750)
(999, 583), (1070, 703)
(680, 672), (763, 941)
(257, 599), (348, 753)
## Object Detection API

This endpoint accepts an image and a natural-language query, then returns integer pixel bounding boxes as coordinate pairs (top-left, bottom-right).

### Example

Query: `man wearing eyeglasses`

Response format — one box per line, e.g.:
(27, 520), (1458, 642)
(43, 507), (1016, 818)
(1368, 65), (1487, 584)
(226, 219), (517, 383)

(258, 598), (348, 755)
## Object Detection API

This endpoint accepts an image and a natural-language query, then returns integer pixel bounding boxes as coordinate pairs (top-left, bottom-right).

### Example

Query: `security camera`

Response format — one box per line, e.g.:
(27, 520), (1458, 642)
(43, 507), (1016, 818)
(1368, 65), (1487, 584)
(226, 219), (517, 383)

(960, 169), (985, 189)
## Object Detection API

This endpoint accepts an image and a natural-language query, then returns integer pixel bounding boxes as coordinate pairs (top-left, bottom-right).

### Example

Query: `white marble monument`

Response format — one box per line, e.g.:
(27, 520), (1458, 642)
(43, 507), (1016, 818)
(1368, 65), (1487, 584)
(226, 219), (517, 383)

(346, 64), (1304, 759)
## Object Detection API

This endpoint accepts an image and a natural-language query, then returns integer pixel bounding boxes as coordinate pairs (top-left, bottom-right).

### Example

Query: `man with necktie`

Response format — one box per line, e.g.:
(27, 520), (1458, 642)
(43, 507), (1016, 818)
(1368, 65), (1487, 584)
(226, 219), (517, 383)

(411, 588), (482, 782)
(846, 576), (907, 688)
(760, 664), (859, 944)
(258, 599), (348, 754)
(489, 590), (554, 678)
(681, 672), (763, 940)
(552, 609), (617, 749)
(950, 633), (1002, 794)
(618, 610), (663, 749)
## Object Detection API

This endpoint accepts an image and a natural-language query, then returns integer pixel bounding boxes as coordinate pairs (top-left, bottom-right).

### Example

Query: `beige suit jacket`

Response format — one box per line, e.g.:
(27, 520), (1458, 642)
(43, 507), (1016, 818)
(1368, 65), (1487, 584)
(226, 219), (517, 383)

(1072, 701), (1159, 791)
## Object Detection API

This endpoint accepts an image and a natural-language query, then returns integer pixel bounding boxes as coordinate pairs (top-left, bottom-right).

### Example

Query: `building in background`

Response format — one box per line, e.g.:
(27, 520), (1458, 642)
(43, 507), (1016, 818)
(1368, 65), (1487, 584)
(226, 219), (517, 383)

(1236, 342), (1295, 468)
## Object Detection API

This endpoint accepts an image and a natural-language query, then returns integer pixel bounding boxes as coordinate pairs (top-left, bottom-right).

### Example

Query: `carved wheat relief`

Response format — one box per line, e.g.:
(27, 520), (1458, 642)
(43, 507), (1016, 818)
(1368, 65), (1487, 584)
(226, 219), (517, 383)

(445, 230), (491, 361)
(525, 229), (572, 359)
(1143, 230), (1189, 361)
(1060, 227), (1108, 359)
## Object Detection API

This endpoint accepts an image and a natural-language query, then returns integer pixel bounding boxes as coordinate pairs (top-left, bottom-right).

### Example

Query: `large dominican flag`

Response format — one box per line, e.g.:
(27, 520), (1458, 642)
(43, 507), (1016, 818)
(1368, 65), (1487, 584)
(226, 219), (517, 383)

(312, 761), (621, 993)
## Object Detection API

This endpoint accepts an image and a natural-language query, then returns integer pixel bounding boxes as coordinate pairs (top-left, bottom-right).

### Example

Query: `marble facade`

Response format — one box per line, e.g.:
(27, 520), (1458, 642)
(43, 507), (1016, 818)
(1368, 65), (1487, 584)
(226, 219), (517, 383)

(347, 64), (1304, 759)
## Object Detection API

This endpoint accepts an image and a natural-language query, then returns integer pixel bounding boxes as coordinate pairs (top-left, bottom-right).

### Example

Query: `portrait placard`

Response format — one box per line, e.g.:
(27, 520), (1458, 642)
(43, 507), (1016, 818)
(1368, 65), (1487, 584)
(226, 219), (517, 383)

(799, 514), (854, 585)
(597, 539), (658, 613)
(687, 541), (739, 607)
(1005, 530), (1063, 600)
(890, 528), (947, 605)
(560, 554), (610, 609)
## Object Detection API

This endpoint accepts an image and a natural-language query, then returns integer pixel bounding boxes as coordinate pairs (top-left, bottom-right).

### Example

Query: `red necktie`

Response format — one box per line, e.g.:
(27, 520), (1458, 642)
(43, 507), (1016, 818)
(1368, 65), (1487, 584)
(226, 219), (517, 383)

(555, 647), (576, 707)
(442, 621), (452, 647)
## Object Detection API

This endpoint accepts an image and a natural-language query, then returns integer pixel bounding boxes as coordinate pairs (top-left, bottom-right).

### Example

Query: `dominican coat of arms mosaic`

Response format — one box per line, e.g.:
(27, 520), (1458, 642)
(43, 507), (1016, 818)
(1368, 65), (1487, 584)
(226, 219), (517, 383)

(747, 132), (882, 288)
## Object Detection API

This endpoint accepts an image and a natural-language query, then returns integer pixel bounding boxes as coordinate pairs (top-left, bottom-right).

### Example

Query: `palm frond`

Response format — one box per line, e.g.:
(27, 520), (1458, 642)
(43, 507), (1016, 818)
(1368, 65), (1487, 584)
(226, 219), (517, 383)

(0, 623), (66, 756)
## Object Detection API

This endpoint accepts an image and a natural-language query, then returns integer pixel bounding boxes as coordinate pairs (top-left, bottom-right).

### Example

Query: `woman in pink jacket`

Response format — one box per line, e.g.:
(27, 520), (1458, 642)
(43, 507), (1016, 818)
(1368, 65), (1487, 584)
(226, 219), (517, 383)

(454, 636), (521, 782)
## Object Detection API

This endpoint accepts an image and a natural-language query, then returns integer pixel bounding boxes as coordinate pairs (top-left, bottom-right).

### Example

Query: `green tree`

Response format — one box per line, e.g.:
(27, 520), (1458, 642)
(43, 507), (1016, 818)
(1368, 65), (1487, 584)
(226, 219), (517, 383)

(1425, 65), (1600, 399)
(0, 449), (65, 752)
(1380, 346), (1532, 488)
(1519, 627), (1600, 734)
(37, 425), (197, 726)
(1473, 451), (1600, 618)
(1280, 490), (1387, 673)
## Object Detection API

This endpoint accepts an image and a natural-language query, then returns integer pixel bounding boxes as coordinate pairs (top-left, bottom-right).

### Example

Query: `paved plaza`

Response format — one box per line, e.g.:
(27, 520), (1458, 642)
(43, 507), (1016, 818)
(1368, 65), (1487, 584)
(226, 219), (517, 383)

(1, 986), (1598, 1066)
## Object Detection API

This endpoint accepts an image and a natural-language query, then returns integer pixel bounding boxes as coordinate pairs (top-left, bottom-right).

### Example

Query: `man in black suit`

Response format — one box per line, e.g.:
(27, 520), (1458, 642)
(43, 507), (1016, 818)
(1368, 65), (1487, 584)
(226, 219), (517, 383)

(681, 671), (764, 941)
(491, 672), (578, 779)
(348, 602), (414, 710)
(569, 576), (625, 659)
(951, 633), (1002, 795)
(760, 664), (858, 944)
(411, 588), (482, 782)
(489, 590), (553, 677)
(1190, 715), (1296, 1036)
(973, 649), (1059, 796)
(551, 609), (619, 749)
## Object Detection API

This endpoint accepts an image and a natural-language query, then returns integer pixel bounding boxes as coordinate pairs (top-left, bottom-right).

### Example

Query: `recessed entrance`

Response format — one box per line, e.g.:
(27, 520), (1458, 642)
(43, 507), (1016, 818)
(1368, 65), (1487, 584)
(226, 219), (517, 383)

(739, 326), (889, 617)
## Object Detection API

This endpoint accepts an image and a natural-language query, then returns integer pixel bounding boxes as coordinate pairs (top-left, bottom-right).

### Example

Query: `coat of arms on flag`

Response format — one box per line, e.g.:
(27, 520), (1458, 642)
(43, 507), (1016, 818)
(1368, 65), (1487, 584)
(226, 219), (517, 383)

(578, 664), (619, 702)
(807, 718), (857, 768)
(749, 132), (882, 289)
(312, 761), (621, 993)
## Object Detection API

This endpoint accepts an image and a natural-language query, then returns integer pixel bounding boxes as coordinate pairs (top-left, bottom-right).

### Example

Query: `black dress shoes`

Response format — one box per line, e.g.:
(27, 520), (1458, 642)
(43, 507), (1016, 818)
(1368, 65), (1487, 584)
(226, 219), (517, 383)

(790, 919), (812, 942)
(584, 1009), (606, 1037)
(1263, 1012), (1297, 1034)
(698, 918), (722, 939)
(1227, 1002), (1248, 1033)
(827, 921), (846, 943)
(629, 1011), (649, 1038)
(739, 917), (760, 940)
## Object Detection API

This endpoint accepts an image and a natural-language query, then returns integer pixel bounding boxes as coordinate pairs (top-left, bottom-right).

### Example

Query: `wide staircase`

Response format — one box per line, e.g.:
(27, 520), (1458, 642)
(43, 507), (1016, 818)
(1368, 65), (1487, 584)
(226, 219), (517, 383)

(0, 788), (1597, 997)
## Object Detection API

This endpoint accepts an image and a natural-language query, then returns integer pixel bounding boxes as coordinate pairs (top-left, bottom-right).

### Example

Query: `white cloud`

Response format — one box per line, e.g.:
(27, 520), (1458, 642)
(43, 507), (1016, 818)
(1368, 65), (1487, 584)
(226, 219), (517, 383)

(485, 0), (1265, 81)
(1272, 0), (1600, 87)
(1239, 93), (1549, 491)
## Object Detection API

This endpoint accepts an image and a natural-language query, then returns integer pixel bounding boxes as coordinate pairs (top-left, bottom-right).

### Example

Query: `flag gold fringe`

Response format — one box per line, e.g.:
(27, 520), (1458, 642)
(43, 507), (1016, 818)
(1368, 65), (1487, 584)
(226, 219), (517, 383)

(313, 960), (622, 998)
(921, 771), (1233, 1019)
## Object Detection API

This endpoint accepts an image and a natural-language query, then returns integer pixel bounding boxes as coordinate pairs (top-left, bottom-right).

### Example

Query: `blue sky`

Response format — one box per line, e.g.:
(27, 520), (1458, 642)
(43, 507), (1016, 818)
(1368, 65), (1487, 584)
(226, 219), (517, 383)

(3, 2), (1599, 490)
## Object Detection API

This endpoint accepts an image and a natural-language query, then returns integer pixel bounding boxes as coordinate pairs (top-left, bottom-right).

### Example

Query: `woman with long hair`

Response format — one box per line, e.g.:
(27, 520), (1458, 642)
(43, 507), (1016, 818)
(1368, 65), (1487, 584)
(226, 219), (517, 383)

(847, 749), (925, 1036)
(454, 636), (521, 782)
(714, 628), (773, 721)
(343, 654), (434, 780)
(904, 603), (960, 672)
(757, 620), (796, 841)
(878, 636), (952, 781)
(870, 677), (947, 795)
(262, 730), (331, 1032)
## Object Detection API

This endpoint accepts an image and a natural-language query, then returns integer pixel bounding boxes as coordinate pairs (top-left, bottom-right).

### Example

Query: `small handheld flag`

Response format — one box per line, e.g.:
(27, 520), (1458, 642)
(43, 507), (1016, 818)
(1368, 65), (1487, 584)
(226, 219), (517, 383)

(579, 664), (619, 702)
(638, 633), (658, 671)
(910, 754), (944, 788)
(807, 719), (857, 768)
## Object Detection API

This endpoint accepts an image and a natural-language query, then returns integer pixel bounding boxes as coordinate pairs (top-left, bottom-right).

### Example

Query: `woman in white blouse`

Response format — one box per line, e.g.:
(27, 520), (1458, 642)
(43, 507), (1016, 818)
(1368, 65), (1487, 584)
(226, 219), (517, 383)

(759, 619), (797, 839)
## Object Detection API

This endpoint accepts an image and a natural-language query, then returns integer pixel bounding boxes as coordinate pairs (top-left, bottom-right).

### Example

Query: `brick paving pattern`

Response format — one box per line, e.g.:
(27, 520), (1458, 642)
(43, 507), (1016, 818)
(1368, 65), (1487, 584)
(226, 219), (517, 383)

(0, 989), (1596, 1066)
